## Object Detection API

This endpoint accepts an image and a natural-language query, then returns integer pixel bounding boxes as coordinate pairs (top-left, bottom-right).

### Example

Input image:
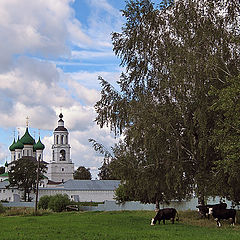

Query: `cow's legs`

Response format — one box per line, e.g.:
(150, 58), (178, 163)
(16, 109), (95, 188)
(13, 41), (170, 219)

(230, 218), (235, 226)
(172, 218), (175, 224)
(216, 219), (221, 227)
(163, 219), (165, 224)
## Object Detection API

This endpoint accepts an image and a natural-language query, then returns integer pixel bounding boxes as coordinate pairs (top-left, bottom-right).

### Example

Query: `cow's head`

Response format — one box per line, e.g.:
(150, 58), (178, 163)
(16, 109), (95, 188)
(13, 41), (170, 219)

(209, 208), (213, 215)
(151, 218), (155, 225)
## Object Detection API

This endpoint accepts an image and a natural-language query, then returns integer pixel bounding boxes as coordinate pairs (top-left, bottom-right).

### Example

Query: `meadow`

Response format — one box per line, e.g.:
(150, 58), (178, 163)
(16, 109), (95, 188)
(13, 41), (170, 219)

(0, 210), (240, 240)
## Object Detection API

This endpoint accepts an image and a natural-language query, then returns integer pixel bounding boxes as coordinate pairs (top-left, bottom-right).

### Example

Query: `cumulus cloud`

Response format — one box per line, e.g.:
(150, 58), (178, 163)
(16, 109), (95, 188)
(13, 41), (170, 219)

(0, 0), (75, 72)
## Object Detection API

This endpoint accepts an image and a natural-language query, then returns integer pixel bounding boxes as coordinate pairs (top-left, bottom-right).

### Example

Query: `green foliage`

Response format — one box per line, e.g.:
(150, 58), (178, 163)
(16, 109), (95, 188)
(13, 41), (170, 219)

(114, 183), (134, 203)
(94, 0), (240, 205)
(0, 202), (5, 214)
(73, 166), (92, 180)
(38, 195), (52, 210)
(210, 75), (240, 204)
(8, 156), (47, 202)
(48, 194), (71, 212)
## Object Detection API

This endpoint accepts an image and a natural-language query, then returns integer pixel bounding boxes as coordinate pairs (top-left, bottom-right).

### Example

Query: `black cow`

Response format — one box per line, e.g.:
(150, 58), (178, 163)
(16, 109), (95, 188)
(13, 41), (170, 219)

(209, 208), (236, 227)
(196, 203), (227, 219)
(151, 208), (179, 225)
(196, 205), (210, 219)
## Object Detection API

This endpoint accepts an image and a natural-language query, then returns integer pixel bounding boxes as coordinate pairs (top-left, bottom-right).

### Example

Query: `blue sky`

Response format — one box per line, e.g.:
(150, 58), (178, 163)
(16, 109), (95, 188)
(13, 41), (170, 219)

(0, 0), (129, 178)
(0, 0), (160, 178)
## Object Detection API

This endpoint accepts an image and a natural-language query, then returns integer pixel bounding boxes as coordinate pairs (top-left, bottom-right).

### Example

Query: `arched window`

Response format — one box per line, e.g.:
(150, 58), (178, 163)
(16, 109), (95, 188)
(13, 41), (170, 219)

(60, 150), (66, 161)
(52, 151), (55, 161)
(56, 135), (59, 144)
(61, 135), (64, 144)
(66, 135), (68, 144)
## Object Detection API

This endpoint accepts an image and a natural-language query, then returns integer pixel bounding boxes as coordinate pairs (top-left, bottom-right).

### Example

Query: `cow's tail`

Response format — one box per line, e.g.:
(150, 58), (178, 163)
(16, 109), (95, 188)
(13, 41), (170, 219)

(176, 210), (179, 222)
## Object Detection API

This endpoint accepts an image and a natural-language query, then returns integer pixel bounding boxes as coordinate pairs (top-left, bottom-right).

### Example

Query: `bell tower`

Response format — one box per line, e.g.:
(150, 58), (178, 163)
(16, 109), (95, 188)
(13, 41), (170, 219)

(47, 113), (74, 182)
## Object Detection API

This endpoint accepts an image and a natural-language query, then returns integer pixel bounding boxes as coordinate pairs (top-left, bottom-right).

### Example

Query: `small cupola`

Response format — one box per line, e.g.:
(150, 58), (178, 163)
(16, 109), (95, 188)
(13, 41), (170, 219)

(54, 113), (68, 132)
(34, 137), (45, 151)
(9, 138), (16, 151)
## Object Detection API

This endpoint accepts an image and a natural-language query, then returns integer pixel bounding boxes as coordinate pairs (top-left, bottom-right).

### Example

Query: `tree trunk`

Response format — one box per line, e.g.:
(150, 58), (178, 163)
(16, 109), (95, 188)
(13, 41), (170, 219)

(155, 200), (160, 211)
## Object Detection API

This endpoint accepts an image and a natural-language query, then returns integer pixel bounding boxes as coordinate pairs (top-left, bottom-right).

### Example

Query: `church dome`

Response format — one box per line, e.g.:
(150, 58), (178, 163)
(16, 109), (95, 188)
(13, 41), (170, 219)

(20, 128), (35, 145)
(34, 137), (45, 151)
(9, 138), (16, 151)
(15, 137), (24, 149)
(54, 113), (68, 132)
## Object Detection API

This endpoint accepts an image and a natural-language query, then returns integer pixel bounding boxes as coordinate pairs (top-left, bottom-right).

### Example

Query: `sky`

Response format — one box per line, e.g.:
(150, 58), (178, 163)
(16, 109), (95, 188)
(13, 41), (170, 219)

(0, 0), (129, 178)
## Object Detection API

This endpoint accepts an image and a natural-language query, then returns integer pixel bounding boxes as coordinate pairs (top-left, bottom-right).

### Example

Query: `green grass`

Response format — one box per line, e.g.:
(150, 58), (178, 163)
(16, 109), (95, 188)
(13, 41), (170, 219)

(0, 210), (240, 240)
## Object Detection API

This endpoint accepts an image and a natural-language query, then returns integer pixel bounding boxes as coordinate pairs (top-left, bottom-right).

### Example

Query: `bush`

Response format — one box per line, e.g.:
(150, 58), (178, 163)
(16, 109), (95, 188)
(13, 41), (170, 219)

(38, 195), (52, 210)
(48, 194), (71, 212)
(0, 202), (5, 214)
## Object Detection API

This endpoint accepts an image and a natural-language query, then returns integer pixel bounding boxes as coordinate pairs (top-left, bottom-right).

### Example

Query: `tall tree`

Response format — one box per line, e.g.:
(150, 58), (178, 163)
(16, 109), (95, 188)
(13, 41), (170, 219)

(74, 166), (92, 180)
(94, 0), (240, 205)
(8, 156), (47, 201)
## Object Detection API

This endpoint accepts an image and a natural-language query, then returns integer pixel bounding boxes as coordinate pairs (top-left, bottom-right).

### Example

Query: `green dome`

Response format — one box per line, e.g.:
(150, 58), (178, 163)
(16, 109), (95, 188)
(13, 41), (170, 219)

(34, 137), (45, 151)
(15, 137), (24, 149)
(9, 138), (16, 151)
(20, 128), (35, 145)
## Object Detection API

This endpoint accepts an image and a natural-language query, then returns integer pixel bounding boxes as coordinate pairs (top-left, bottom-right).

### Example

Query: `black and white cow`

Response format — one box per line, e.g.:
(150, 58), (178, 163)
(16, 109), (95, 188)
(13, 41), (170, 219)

(209, 208), (236, 227)
(151, 208), (179, 225)
(196, 203), (227, 219)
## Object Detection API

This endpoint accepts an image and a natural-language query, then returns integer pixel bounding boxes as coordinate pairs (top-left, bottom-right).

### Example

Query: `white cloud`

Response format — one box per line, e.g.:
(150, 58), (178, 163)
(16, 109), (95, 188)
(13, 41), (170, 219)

(68, 79), (100, 105)
(0, 0), (76, 72)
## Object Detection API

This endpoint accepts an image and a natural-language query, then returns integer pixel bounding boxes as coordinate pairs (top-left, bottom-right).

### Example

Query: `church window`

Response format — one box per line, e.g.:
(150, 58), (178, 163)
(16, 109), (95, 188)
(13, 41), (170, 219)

(60, 150), (66, 161)
(56, 135), (59, 144)
(52, 151), (55, 161)
(61, 135), (64, 144)
(12, 189), (14, 193)
(62, 168), (64, 171)
(66, 135), (68, 144)
(18, 153), (20, 159)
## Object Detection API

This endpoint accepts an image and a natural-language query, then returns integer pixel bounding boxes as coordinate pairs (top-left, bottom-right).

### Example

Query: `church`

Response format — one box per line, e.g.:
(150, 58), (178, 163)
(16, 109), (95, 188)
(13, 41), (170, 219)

(0, 113), (120, 203)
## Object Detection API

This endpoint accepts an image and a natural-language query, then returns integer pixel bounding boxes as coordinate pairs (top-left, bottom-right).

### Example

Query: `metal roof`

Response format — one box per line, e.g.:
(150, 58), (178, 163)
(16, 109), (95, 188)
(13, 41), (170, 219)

(0, 181), (10, 189)
(61, 179), (121, 191)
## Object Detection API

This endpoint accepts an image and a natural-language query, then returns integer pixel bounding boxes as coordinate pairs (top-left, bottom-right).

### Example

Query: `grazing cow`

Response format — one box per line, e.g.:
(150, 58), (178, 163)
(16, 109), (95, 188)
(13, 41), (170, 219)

(209, 208), (236, 227)
(196, 203), (227, 219)
(151, 208), (179, 225)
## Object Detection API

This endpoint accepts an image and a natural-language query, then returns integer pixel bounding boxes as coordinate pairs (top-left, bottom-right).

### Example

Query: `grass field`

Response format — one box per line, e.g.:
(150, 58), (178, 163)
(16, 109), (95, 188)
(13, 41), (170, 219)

(0, 210), (240, 240)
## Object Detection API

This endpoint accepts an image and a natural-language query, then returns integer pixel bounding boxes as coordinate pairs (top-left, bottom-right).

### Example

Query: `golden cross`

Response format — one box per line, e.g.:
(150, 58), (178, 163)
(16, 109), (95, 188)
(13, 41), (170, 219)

(26, 116), (29, 127)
